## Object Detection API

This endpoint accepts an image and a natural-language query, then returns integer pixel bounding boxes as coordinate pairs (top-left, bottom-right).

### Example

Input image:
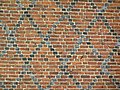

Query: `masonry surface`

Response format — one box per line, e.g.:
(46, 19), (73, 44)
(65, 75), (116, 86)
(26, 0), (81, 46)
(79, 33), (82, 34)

(0, 0), (120, 90)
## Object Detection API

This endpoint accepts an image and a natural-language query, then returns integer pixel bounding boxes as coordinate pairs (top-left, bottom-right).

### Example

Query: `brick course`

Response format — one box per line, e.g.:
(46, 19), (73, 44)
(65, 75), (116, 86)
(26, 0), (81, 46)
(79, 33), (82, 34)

(0, 0), (120, 90)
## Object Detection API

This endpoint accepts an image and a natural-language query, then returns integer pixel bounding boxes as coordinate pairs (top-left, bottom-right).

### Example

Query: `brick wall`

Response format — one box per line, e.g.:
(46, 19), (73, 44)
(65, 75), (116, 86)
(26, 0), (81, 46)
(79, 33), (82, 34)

(0, 0), (120, 90)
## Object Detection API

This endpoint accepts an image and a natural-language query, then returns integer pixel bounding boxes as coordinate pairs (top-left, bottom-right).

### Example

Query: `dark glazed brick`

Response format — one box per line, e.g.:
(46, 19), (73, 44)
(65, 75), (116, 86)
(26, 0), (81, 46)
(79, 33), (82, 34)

(0, 0), (119, 90)
(69, 75), (73, 78)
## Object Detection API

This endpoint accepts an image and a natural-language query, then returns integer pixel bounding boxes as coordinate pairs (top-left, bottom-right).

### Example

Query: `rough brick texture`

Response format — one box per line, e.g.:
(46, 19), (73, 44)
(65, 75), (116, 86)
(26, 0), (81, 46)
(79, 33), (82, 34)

(0, 0), (120, 90)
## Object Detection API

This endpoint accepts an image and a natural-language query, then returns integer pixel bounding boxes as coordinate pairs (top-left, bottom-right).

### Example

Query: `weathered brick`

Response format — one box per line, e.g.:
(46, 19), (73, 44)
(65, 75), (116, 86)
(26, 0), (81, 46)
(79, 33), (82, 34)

(0, 0), (120, 90)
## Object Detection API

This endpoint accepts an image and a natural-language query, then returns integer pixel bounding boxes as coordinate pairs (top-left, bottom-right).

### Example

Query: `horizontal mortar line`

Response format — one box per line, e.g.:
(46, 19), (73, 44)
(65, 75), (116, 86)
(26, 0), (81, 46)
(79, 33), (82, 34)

(0, 20), (45, 89)
(57, 0), (118, 89)
(99, 49), (119, 88)
(0, 10), (108, 90)
(0, 0), (118, 89)
(0, 0), (38, 56)
(52, 0), (79, 9)
(43, 0), (80, 37)
(0, 14), (25, 57)
(16, 0), (37, 9)
(42, 1), (94, 59)
(84, 0), (119, 89)
(62, 0), (111, 60)
(40, 71), (65, 90)
(40, 11), (106, 90)
(7, 46), (45, 90)
(0, 14), (42, 57)
(0, 10), (71, 90)
(6, 0), (80, 57)
(33, 0), (104, 72)
(3, 13), (79, 88)
(1, 45), (44, 89)
(94, 3), (120, 89)
(101, 15), (118, 37)
(41, 11), (100, 90)
(2, 35), (49, 89)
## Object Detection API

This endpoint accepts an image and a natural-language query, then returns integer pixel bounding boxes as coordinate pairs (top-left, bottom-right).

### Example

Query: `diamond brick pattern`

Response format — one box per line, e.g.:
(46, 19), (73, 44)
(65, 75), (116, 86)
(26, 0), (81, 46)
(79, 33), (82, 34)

(0, 0), (120, 90)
